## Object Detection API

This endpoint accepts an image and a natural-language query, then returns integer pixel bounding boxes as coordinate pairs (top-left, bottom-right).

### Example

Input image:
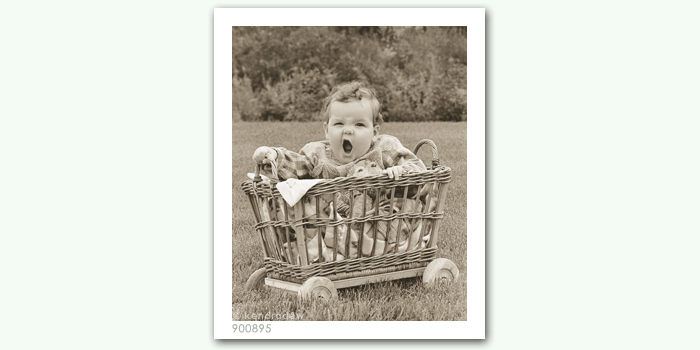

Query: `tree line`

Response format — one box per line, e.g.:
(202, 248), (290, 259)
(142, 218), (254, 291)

(232, 26), (468, 122)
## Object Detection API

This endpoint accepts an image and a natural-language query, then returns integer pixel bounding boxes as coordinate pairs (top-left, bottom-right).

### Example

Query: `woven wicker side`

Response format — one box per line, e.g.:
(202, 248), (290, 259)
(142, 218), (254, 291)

(428, 181), (450, 248)
(263, 247), (438, 282)
(243, 165), (452, 284)
(241, 166), (452, 198)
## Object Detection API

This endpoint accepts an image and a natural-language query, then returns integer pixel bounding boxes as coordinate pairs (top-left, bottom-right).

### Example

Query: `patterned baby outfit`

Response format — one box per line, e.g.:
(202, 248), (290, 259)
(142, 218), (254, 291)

(265, 134), (426, 181)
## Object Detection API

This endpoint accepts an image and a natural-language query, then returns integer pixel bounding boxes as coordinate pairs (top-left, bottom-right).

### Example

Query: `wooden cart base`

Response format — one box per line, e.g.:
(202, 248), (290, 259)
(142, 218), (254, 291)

(245, 258), (459, 300)
(266, 267), (427, 296)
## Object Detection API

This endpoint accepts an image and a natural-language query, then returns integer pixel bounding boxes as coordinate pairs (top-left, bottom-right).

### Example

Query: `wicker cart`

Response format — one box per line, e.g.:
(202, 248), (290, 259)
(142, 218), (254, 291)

(240, 139), (459, 299)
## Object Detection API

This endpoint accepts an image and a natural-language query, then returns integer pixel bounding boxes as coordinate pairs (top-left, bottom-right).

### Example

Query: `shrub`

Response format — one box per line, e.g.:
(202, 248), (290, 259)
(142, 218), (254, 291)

(433, 63), (468, 122)
(256, 68), (336, 122)
(232, 70), (260, 121)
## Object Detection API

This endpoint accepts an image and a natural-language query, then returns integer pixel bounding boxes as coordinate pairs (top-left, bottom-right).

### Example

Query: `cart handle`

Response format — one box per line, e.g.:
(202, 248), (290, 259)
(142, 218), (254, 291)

(413, 139), (440, 169)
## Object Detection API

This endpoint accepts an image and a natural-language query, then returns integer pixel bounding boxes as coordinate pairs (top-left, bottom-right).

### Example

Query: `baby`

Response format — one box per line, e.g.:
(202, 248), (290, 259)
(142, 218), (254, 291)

(254, 81), (428, 263)
(253, 81), (426, 181)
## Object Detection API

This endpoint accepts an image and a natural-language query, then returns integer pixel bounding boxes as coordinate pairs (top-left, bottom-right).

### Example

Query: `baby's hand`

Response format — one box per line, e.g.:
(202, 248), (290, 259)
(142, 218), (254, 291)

(383, 166), (404, 180)
(253, 146), (276, 164)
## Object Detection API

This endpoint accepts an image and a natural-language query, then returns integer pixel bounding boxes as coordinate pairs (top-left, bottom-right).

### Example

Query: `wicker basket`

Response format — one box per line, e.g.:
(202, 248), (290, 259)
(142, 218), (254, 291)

(240, 139), (452, 284)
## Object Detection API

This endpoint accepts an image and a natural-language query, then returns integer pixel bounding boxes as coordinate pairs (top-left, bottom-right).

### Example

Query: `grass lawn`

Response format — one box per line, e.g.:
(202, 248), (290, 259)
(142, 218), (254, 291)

(232, 121), (468, 321)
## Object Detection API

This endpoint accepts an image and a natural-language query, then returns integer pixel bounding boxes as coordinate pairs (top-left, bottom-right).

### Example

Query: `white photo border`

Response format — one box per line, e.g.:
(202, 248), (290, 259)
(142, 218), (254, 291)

(214, 8), (485, 339)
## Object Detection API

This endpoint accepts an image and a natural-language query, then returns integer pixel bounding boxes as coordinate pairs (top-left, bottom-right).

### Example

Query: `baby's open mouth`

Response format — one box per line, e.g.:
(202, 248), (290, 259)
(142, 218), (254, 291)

(342, 139), (353, 153)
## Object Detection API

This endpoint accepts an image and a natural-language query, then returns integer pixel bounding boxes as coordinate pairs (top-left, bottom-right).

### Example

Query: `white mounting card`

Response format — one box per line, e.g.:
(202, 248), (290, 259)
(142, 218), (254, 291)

(214, 8), (485, 339)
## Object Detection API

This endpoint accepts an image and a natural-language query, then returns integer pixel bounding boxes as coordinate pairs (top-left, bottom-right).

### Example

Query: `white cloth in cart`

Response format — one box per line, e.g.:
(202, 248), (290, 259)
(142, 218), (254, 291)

(275, 178), (322, 207)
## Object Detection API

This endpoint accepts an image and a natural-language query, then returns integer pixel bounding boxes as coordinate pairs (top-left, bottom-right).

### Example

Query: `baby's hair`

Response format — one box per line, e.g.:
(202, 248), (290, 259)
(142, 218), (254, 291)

(322, 81), (384, 126)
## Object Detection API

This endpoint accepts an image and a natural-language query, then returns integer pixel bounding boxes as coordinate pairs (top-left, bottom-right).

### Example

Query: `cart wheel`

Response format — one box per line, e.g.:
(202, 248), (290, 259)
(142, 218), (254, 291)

(298, 277), (337, 300)
(423, 258), (459, 285)
(245, 268), (268, 291)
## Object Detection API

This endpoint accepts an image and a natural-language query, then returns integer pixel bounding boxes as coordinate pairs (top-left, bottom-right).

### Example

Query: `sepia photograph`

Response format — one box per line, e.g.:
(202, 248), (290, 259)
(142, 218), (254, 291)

(214, 8), (485, 338)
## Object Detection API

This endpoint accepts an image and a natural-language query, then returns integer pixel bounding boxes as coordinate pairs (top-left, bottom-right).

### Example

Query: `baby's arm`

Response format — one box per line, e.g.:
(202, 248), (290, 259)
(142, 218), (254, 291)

(378, 136), (427, 179)
(252, 146), (317, 180)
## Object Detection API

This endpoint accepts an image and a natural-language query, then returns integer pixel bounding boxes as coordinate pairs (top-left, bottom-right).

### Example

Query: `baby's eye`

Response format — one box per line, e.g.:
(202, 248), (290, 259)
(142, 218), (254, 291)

(356, 123), (365, 127)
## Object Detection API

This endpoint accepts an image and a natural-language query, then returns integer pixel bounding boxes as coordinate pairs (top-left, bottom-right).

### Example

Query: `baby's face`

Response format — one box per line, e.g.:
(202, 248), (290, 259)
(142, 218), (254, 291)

(323, 100), (379, 165)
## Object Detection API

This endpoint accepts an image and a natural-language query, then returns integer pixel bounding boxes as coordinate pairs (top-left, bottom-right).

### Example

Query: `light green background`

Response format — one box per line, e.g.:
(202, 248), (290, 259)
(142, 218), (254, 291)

(1, 0), (699, 349)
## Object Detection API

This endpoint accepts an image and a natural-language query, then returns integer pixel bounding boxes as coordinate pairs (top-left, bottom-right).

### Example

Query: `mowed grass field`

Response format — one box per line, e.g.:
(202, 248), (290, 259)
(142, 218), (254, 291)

(232, 122), (468, 321)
